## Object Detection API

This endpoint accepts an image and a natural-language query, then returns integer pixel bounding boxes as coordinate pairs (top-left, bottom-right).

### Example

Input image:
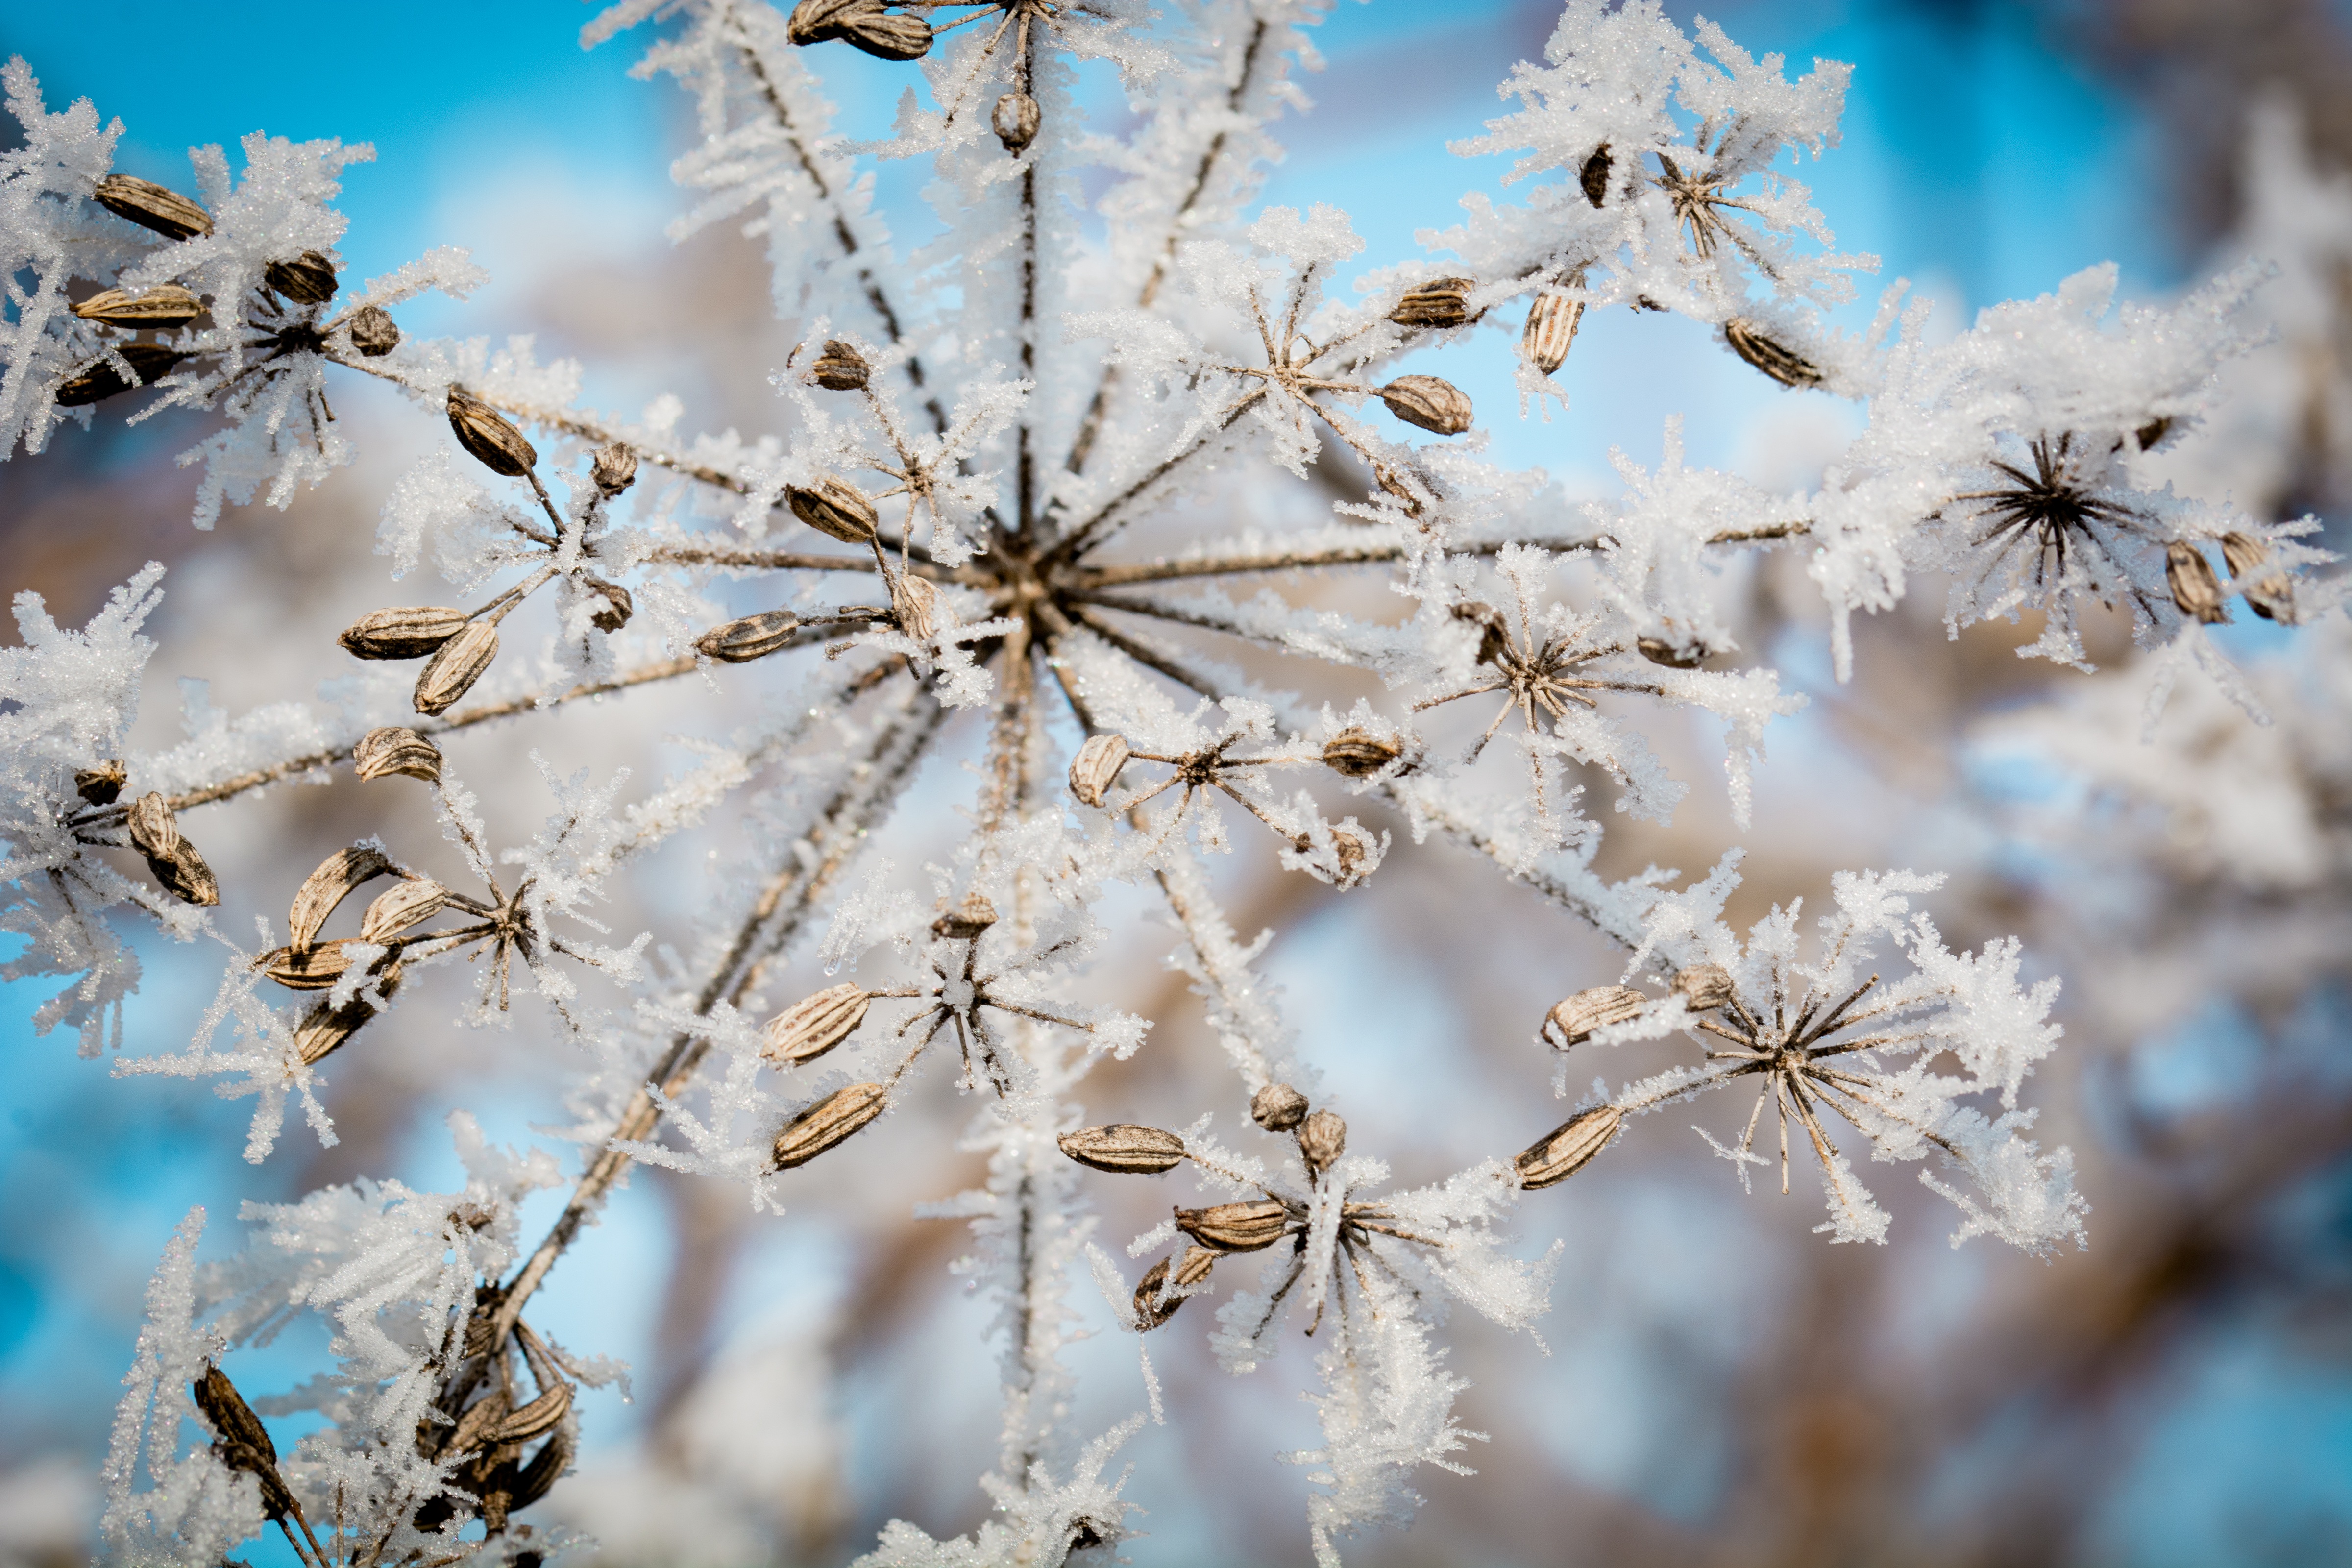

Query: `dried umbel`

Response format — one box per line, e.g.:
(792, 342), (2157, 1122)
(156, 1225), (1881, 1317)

(353, 726), (443, 784)
(2222, 531), (2297, 622)
(1521, 291), (1583, 374)
(769, 1082), (889, 1170)
(1579, 143), (1612, 206)
(1058, 1123), (1188, 1175)
(125, 792), (219, 907)
(72, 284), (202, 329)
(761, 983), (872, 1066)
(696, 609), (802, 663)
(809, 339), (870, 391)
(340, 606), (467, 661)
(1389, 276), (1479, 329)
(2165, 540), (2230, 625)
(288, 845), (392, 949)
(54, 343), (185, 405)
(1543, 984), (1646, 1047)
(413, 621), (499, 716)
(992, 92), (1041, 155)
(1636, 636), (1704, 669)
(1175, 1199), (1292, 1253)
(1671, 963), (1735, 1012)
(786, 476), (880, 543)
(92, 172), (212, 240)
(347, 304), (400, 357)
(591, 441), (638, 495)
(263, 251), (338, 305)
(74, 760), (126, 806)
(445, 387), (538, 477)
(1514, 1105), (1624, 1189)
(1378, 374), (1474, 435)
(1321, 726), (1400, 778)
(1298, 1109), (1347, 1176)
(1068, 732), (1130, 806)
(932, 891), (997, 939)
(1723, 318), (1823, 388)
(1250, 1081), (1310, 1132)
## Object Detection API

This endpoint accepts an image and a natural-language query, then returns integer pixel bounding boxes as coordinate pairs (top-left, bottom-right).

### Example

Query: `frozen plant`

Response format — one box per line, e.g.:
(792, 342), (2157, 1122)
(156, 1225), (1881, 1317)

(0, 1), (2340, 1563)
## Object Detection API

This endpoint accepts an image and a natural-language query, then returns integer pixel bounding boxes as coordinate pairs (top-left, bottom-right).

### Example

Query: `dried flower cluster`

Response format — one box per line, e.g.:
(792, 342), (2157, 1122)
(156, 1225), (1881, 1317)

(0, 1), (2340, 1564)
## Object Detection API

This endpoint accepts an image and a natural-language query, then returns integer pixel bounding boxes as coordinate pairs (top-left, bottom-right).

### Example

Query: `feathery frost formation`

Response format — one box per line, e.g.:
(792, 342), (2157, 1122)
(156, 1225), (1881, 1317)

(0, 0), (2337, 1561)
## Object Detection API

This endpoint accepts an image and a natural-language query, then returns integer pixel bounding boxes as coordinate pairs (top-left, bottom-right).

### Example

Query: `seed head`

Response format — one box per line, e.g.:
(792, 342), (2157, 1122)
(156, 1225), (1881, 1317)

(1671, 963), (1735, 1012)
(353, 726), (443, 784)
(992, 92), (1041, 155)
(72, 284), (202, 329)
(810, 340), (871, 391)
(1058, 1123), (1188, 1175)
(1521, 291), (1583, 375)
(1515, 1104), (1623, 1189)
(445, 387), (538, 477)
(696, 609), (803, 663)
(1544, 985), (1647, 1048)
(1389, 277), (1479, 330)
(591, 442), (638, 495)
(1250, 1082), (1309, 1132)
(1298, 1109), (1346, 1176)
(1723, 319), (1822, 388)
(762, 983), (873, 1067)
(74, 760), (126, 806)
(93, 174), (213, 241)
(1321, 726), (1399, 779)
(2165, 540), (2229, 625)
(787, 476), (880, 544)
(348, 304), (401, 358)
(770, 1082), (890, 1170)
(54, 344), (185, 405)
(340, 606), (468, 661)
(1378, 374), (1473, 435)
(413, 621), (499, 716)
(264, 251), (338, 306)
(1175, 1199), (1292, 1253)
(1068, 732), (1130, 807)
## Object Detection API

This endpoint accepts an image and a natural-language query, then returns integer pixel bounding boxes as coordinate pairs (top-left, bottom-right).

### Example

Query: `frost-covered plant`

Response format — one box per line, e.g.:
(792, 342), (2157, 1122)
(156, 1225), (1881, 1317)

(2, 0), (2342, 1563)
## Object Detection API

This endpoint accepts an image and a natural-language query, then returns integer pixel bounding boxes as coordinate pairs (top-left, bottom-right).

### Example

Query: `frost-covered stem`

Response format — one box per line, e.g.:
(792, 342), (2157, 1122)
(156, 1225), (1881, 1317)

(1064, 15), (1272, 477)
(1061, 605), (1222, 699)
(1068, 535), (1602, 587)
(1066, 586), (1370, 665)
(1011, 23), (1043, 544)
(1387, 788), (1645, 948)
(1043, 387), (1269, 565)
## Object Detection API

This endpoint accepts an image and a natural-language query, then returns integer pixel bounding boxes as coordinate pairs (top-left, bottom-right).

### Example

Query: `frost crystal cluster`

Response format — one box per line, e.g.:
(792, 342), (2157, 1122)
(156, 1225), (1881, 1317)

(0, 1), (2338, 1563)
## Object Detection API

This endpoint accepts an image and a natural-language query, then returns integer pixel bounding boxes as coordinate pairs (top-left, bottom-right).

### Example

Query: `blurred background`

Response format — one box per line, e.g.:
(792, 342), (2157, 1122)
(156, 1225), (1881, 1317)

(4, 0), (2352, 1564)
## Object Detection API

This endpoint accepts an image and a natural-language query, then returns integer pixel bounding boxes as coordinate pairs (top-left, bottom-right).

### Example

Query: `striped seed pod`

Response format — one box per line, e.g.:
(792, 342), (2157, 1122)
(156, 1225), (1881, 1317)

(1671, 962), (1735, 1012)
(54, 344), (185, 405)
(1298, 1109), (1346, 1176)
(1250, 1081), (1309, 1132)
(1580, 144), (1612, 207)
(1378, 375), (1473, 435)
(762, 983), (872, 1067)
(413, 622), (499, 716)
(94, 174), (213, 240)
(72, 284), (202, 329)
(125, 792), (219, 906)
(769, 1082), (889, 1170)
(1723, 319), (1823, 388)
(1515, 1105), (1624, 1189)
(1068, 732), (1130, 807)
(263, 251), (338, 305)
(74, 760), (126, 806)
(288, 845), (393, 948)
(931, 891), (997, 939)
(2165, 541), (2230, 625)
(1057, 1124), (1187, 1175)
(446, 387), (537, 477)
(1521, 291), (1583, 375)
(359, 880), (448, 945)
(340, 606), (467, 661)
(1544, 985), (1647, 1048)
(348, 304), (400, 357)
(1636, 636), (1704, 669)
(591, 441), (638, 495)
(2222, 532), (2296, 623)
(786, 477), (879, 544)
(353, 726), (443, 784)
(1321, 727), (1398, 779)
(892, 573), (938, 642)
(696, 609), (802, 663)
(1390, 277), (1479, 330)
(1175, 1200), (1292, 1254)
(810, 340), (870, 391)
(257, 940), (358, 991)
(292, 960), (401, 1066)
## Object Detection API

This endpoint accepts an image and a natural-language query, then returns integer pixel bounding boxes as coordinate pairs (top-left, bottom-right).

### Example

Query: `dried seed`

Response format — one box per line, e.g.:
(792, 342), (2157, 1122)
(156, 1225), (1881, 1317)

(696, 609), (802, 663)
(993, 92), (1041, 154)
(787, 0), (874, 43)
(1579, 143), (1612, 207)
(348, 304), (400, 357)
(892, 573), (939, 641)
(257, 939), (358, 991)
(932, 891), (996, 939)
(72, 284), (202, 329)
(445, 387), (538, 477)
(2222, 531), (2296, 623)
(1329, 829), (1370, 886)
(590, 441), (638, 496)
(360, 880), (448, 944)
(2135, 415), (2175, 451)
(294, 960), (401, 1066)
(125, 792), (179, 860)
(769, 1081), (889, 1170)
(762, 983), (872, 1067)
(1515, 1104), (1623, 1189)
(1057, 1123), (1187, 1175)
(1544, 984), (1647, 1048)
(1132, 1255), (1182, 1329)
(75, 760), (126, 806)
(1452, 599), (1511, 665)
(508, 1424), (572, 1513)
(1378, 374), (1474, 435)
(1173, 1244), (1217, 1288)
(1068, 732), (1130, 807)
(2165, 541), (2230, 625)
(413, 622), (499, 716)
(1389, 276), (1479, 330)
(488, 1380), (573, 1443)
(1723, 319), (1823, 388)
(1298, 1109), (1346, 1176)
(1671, 963), (1735, 1012)
(810, 339), (871, 391)
(1521, 291), (1583, 375)
(289, 844), (394, 949)
(838, 7), (931, 59)
(583, 576), (634, 634)
(263, 251), (338, 305)
(94, 173), (213, 241)
(786, 476), (880, 543)
(354, 726), (443, 784)
(150, 838), (219, 907)
(1636, 636), (1703, 669)
(446, 1389), (513, 1459)
(54, 343), (184, 405)
(193, 1364), (275, 1463)
(340, 605), (468, 661)
(1250, 1082), (1309, 1132)
(1321, 727), (1399, 779)
(1175, 1199), (1292, 1253)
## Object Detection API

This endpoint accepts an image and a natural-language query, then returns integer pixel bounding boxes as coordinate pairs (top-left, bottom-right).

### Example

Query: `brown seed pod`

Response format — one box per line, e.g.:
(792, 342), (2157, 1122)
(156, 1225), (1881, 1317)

(125, 792), (180, 860)
(359, 880), (448, 945)
(263, 251), (338, 305)
(591, 441), (638, 495)
(582, 576), (635, 634)
(1297, 1109), (1347, 1176)
(787, 0), (875, 43)
(1671, 962), (1735, 1012)
(838, 7), (932, 59)
(2135, 415), (2175, 451)
(72, 284), (202, 329)
(1068, 732), (1130, 807)
(257, 939), (360, 991)
(1723, 319), (1823, 388)
(1544, 984), (1647, 1048)
(1636, 636), (1704, 669)
(786, 476), (880, 544)
(1452, 598), (1511, 665)
(1173, 1244), (1217, 1289)
(193, 1363), (275, 1462)
(1132, 1255), (1183, 1329)
(1579, 144), (1612, 207)
(445, 387), (538, 477)
(1389, 276), (1479, 330)
(696, 609), (803, 663)
(1321, 727), (1399, 779)
(488, 1379), (574, 1444)
(1329, 829), (1371, 886)
(993, 92), (1041, 154)
(94, 173), (213, 241)
(2222, 532), (2296, 623)
(1250, 1081), (1309, 1132)
(932, 891), (997, 939)
(1521, 291), (1584, 375)
(74, 760), (126, 806)
(348, 304), (400, 357)
(810, 339), (871, 391)
(762, 982), (873, 1067)
(1515, 1105), (1624, 1189)
(54, 343), (186, 405)
(292, 959), (401, 1066)
(353, 726), (443, 784)
(891, 573), (939, 642)
(769, 1082), (890, 1170)
(1057, 1123), (1187, 1175)
(413, 621), (499, 716)
(340, 605), (468, 661)
(2165, 541), (2230, 625)
(1175, 1199), (1292, 1253)
(125, 792), (220, 906)
(1377, 374), (1473, 435)
(288, 845), (394, 949)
